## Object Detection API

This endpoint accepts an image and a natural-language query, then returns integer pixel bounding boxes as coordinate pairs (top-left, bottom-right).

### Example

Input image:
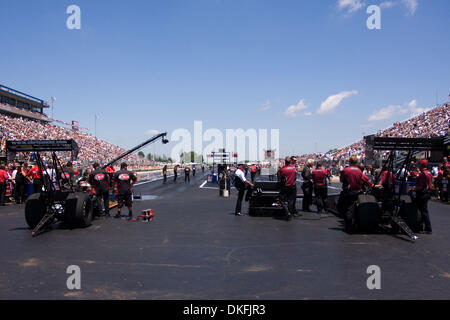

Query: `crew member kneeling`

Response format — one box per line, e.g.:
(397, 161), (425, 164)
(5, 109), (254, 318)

(338, 156), (373, 231)
(113, 162), (137, 221)
(278, 157), (298, 219)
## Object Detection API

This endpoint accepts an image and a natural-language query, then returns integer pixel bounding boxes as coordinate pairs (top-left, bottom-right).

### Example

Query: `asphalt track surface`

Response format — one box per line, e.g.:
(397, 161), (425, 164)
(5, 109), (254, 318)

(0, 172), (449, 300)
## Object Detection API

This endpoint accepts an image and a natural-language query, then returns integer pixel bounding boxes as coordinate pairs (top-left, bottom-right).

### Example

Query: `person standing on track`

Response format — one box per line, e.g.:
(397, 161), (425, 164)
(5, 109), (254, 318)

(184, 165), (191, 182)
(301, 159), (314, 212)
(338, 156), (373, 232)
(278, 157), (298, 219)
(14, 164), (28, 204)
(162, 165), (168, 183)
(173, 165), (178, 182)
(234, 164), (254, 216)
(0, 165), (12, 206)
(113, 162), (137, 221)
(27, 162), (43, 194)
(249, 164), (257, 183)
(411, 159), (433, 234)
(312, 161), (329, 214)
(89, 163), (110, 217)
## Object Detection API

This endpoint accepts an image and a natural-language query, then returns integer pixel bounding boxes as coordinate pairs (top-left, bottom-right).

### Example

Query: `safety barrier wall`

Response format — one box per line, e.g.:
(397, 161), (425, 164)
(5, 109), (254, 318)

(136, 170), (163, 182)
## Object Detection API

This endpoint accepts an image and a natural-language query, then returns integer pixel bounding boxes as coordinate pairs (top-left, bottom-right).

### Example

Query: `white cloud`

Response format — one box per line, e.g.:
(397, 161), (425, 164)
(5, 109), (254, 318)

(285, 100), (308, 118)
(259, 100), (271, 112)
(304, 112), (312, 117)
(402, 0), (418, 15)
(317, 90), (358, 115)
(146, 129), (160, 135)
(368, 99), (428, 121)
(337, 0), (364, 14)
(407, 99), (429, 115)
(368, 105), (402, 121)
(380, 1), (395, 9)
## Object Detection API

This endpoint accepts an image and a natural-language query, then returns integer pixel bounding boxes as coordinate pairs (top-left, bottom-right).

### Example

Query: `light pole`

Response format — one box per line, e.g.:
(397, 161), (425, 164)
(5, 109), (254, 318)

(51, 97), (56, 120)
(95, 114), (98, 138)
(95, 114), (99, 157)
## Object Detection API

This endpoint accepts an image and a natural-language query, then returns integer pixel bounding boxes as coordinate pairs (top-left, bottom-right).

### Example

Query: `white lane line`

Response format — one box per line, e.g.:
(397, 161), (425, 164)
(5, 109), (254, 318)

(199, 180), (208, 188)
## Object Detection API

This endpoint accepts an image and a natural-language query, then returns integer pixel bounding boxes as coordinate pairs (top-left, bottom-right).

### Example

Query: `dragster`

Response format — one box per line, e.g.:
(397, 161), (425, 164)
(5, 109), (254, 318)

(6, 133), (169, 237)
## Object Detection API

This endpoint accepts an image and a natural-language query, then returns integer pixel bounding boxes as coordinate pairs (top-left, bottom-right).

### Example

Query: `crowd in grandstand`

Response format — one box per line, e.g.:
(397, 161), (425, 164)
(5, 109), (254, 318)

(0, 113), (145, 166)
(296, 102), (449, 166)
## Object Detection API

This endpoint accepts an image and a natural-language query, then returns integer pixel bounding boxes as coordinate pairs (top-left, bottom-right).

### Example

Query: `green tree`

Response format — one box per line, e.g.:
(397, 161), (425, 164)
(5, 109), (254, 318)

(137, 151), (145, 158)
(180, 151), (201, 163)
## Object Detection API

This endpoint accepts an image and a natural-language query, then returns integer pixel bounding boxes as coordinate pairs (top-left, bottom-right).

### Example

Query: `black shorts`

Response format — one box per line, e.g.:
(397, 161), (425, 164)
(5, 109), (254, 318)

(117, 193), (132, 208)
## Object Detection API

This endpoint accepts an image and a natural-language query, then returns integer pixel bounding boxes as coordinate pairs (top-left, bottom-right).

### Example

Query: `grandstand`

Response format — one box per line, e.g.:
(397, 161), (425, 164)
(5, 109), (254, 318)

(0, 84), (146, 167)
(0, 84), (51, 123)
(297, 102), (449, 165)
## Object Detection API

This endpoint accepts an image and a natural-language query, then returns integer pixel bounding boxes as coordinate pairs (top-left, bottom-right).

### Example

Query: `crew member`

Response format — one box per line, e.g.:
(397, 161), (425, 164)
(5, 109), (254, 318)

(27, 162), (43, 194)
(408, 161), (418, 181)
(60, 161), (76, 190)
(301, 159), (314, 212)
(443, 157), (450, 168)
(234, 164), (254, 216)
(0, 165), (12, 206)
(184, 166), (191, 182)
(374, 162), (395, 201)
(278, 157), (298, 219)
(173, 165), (178, 182)
(249, 164), (257, 183)
(113, 162), (137, 221)
(14, 164), (28, 204)
(411, 160), (433, 234)
(312, 161), (329, 213)
(106, 165), (116, 192)
(338, 156), (374, 232)
(89, 163), (110, 217)
(162, 165), (168, 183)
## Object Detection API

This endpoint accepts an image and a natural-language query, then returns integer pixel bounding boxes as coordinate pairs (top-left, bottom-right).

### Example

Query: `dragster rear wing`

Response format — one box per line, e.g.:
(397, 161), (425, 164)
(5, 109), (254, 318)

(6, 140), (79, 161)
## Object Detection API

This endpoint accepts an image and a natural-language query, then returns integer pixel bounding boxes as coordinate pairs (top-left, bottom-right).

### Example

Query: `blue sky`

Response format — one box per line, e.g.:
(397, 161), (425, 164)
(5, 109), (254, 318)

(0, 0), (449, 158)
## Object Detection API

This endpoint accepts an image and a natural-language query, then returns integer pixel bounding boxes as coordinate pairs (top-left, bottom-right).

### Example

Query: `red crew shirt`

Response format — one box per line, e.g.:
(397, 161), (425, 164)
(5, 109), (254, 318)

(379, 171), (395, 186)
(416, 170), (433, 193)
(279, 164), (297, 187)
(0, 169), (9, 183)
(341, 166), (374, 191)
(312, 169), (328, 187)
(27, 165), (42, 180)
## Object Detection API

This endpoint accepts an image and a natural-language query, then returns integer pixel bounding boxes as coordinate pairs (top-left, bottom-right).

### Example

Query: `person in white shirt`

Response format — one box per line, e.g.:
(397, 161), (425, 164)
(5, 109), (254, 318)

(234, 164), (254, 216)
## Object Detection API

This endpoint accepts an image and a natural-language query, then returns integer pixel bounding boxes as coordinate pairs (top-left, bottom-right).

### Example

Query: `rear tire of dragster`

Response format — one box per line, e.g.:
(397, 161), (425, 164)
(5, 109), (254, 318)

(25, 193), (52, 229)
(65, 192), (93, 228)
(356, 195), (381, 232)
(399, 201), (421, 233)
(344, 202), (357, 233)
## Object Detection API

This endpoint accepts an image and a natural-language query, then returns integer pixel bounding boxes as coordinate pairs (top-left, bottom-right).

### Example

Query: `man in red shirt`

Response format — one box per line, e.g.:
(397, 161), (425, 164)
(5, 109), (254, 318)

(412, 160), (433, 234)
(338, 156), (374, 231)
(0, 165), (12, 206)
(312, 161), (329, 213)
(443, 157), (450, 168)
(27, 163), (43, 194)
(278, 157), (298, 219)
(374, 162), (396, 201)
(249, 164), (257, 184)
